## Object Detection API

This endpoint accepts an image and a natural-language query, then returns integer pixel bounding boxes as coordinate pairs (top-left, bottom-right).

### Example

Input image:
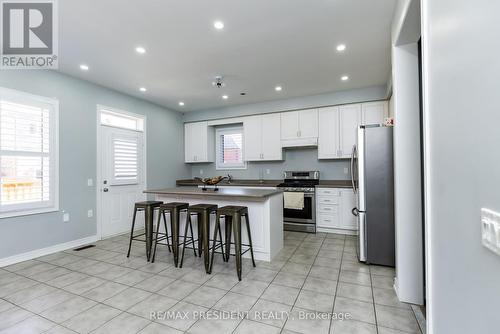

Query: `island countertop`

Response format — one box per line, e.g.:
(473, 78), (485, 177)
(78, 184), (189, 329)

(144, 186), (282, 202)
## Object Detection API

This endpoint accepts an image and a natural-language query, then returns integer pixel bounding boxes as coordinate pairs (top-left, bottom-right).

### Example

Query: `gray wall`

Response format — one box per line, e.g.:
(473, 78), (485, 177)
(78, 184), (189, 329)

(0, 70), (190, 259)
(423, 0), (500, 333)
(185, 85), (387, 180)
(192, 148), (350, 180)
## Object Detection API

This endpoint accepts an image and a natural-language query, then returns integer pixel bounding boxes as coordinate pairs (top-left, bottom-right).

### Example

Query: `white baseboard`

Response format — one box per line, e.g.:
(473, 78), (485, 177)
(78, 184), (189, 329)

(0, 235), (99, 268)
(317, 227), (357, 235)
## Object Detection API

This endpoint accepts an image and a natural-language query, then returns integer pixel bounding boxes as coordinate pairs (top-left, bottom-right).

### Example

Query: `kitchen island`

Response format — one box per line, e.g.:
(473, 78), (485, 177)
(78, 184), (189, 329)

(144, 187), (284, 261)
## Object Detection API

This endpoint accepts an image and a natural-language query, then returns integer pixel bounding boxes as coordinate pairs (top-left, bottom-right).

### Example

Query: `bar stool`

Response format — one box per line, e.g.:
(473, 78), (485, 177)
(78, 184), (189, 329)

(210, 206), (256, 280)
(179, 204), (219, 273)
(127, 201), (163, 261)
(150, 202), (189, 267)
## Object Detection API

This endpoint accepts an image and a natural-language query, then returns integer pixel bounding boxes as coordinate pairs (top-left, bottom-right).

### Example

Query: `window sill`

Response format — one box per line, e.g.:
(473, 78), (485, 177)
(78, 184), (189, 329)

(0, 207), (59, 219)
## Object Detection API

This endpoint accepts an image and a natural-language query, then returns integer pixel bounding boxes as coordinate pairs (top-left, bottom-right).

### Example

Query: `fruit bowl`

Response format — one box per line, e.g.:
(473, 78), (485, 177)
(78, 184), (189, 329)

(194, 176), (227, 191)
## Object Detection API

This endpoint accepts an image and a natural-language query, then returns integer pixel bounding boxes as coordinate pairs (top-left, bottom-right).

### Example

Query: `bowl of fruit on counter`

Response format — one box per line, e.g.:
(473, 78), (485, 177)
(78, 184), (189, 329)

(194, 176), (227, 191)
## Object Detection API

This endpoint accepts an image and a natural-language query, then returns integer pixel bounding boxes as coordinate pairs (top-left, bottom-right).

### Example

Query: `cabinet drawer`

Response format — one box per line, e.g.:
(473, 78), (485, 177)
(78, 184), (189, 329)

(317, 196), (340, 205)
(317, 214), (340, 228)
(317, 188), (340, 197)
(318, 204), (338, 214)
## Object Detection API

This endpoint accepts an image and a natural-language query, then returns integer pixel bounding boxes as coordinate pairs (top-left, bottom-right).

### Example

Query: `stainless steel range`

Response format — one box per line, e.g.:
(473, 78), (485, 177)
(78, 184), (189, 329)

(278, 171), (320, 233)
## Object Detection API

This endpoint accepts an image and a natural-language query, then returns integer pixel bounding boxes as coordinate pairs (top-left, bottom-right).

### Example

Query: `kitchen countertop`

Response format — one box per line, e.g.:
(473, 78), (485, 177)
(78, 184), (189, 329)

(176, 179), (353, 189)
(144, 187), (283, 201)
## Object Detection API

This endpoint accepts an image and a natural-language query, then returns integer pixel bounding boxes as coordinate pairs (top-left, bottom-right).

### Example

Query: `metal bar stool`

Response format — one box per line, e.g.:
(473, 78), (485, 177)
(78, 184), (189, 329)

(179, 204), (219, 273)
(210, 205), (256, 280)
(150, 202), (189, 266)
(127, 201), (163, 261)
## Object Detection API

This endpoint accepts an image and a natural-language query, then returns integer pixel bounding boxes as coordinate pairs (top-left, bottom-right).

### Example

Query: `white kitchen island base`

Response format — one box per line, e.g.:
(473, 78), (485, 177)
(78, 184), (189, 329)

(147, 188), (283, 262)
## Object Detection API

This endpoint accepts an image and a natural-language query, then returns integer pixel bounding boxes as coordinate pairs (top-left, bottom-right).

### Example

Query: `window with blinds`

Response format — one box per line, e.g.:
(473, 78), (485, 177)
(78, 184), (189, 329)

(215, 126), (246, 170)
(0, 88), (58, 217)
(112, 136), (139, 185)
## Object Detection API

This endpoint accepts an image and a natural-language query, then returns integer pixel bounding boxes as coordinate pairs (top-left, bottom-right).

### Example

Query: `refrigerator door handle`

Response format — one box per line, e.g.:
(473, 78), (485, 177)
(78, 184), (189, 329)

(352, 207), (359, 217)
(350, 145), (357, 193)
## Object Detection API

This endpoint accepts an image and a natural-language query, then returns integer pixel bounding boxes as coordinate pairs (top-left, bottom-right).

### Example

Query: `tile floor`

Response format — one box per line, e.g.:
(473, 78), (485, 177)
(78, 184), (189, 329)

(0, 231), (424, 334)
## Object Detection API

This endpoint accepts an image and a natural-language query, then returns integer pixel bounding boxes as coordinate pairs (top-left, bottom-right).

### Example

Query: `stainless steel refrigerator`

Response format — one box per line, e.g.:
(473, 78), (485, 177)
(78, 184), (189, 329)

(350, 125), (395, 266)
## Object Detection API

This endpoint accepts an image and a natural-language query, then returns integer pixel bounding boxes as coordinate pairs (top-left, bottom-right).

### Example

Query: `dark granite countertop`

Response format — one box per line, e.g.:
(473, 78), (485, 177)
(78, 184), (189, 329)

(144, 187), (283, 202)
(176, 179), (353, 189)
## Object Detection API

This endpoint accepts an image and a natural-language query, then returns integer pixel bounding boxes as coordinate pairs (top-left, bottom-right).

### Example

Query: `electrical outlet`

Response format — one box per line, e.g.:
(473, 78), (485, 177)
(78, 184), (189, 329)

(266, 169), (271, 175)
(481, 208), (500, 256)
(87, 209), (93, 218)
(87, 178), (93, 186)
(63, 212), (70, 223)
(200, 169), (204, 175)
(344, 167), (349, 174)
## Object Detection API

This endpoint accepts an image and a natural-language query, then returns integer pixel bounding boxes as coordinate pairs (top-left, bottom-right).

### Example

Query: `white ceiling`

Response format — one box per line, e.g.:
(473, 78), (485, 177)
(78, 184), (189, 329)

(59, 0), (396, 112)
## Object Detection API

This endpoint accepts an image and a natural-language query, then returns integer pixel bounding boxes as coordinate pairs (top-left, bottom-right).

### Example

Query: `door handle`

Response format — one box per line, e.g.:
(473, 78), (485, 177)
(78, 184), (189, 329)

(351, 207), (359, 216)
(103, 188), (109, 192)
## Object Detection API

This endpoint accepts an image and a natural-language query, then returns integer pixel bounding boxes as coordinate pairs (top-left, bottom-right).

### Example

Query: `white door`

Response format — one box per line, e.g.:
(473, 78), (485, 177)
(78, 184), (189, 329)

(339, 104), (361, 158)
(243, 115), (263, 161)
(261, 113), (282, 160)
(362, 101), (387, 125)
(318, 106), (340, 159)
(100, 125), (145, 238)
(280, 111), (299, 140)
(298, 109), (318, 138)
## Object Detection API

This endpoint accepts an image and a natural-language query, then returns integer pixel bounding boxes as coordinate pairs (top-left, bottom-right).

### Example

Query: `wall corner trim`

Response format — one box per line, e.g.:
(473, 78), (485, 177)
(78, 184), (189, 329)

(0, 235), (99, 267)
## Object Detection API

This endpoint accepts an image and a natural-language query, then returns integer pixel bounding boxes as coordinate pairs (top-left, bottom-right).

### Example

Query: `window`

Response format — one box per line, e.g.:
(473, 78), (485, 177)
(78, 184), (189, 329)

(100, 108), (144, 131)
(111, 134), (139, 185)
(0, 88), (58, 218)
(216, 126), (246, 170)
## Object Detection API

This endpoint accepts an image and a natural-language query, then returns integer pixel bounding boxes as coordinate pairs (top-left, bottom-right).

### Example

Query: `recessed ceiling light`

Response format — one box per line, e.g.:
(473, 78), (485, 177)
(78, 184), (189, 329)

(135, 46), (146, 54)
(336, 44), (346, 52)
(179, 101), (185, 106)
(341, 75), (349, 81)
(79, 64), (89, 71)
(139, 87), (147, 92)
(213, 21), (224, 30)
(222, 95), (228, 100)
(275, 86), (283, 92)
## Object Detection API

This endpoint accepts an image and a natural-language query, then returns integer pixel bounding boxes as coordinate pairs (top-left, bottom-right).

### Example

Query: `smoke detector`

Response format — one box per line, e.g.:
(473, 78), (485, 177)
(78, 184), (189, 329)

(212, 76), (226, 89)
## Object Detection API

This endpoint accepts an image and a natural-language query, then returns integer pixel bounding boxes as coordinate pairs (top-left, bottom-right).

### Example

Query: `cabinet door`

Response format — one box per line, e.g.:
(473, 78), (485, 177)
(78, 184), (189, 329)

(318, 107), (340, 159)
(340, 189), (357, 230)
(280, 111), (299, 140)
(339, 104), (361, 158)
(184, 123), (196, 162)
(298, 109), (318, 138)
(261, 113), (283, 160)
(362, 101), (387, 125)
(243, 116), (263, 161)
(184, 121), (209, 163)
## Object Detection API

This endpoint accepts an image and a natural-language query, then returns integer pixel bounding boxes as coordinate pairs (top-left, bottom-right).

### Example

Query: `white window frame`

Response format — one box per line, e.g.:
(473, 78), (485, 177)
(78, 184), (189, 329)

(0, 87), (59, 218)
(215, 126), (247, 170)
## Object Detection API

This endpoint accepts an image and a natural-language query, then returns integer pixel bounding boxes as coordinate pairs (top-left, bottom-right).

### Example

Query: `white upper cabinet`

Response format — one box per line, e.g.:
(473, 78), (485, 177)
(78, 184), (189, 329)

(361, 101), (387, 125)
(318, 106), (340, 159)
(261, 113), (282, 160)
(280, 108), (318, 147)
(244, 114), (282, 161)
(339, 104), (361, 158)
(280, 111), (299, 140)
(184, 121), (215, 163)
(298, 109), (319, 138)
(243, 116), (262, 161)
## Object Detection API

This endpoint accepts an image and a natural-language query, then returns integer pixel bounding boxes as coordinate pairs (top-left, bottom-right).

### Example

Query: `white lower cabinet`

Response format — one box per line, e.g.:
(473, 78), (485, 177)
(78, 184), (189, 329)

(316, 187), (357, 234)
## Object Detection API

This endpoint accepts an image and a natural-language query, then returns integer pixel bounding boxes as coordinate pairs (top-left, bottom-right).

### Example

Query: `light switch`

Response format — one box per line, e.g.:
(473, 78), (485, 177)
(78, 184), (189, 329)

(87, 178), (93, 186)
(199, 169), (204, 175)
(344, 167), (349, 174)
(266, 169), (271, 175)
(87, 209), (93, 218)
(63, 212), (70, 223)
(481, 208), (500, 256)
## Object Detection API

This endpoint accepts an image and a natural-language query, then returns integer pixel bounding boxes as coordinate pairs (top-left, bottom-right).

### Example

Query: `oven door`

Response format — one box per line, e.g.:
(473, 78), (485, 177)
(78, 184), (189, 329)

(283, 191), (315, 229)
